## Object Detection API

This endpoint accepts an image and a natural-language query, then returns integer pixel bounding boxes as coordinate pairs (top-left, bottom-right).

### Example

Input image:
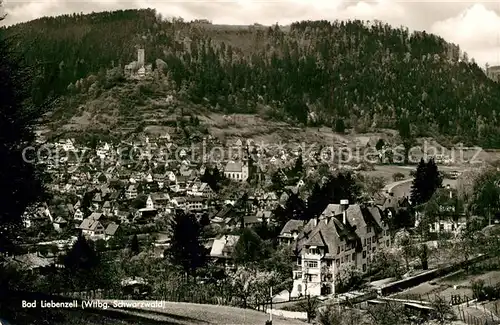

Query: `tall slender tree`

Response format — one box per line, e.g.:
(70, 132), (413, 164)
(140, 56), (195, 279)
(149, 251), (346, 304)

(64, 234), (100, 271)
(306, 183), (324, 219)
(398, 117), (413, 164)
(0, 12), (48, 255)
(130, 234), (140, 255)
(166, 210), (207, 280)
(289, 155), (304, 178)
(410, 158), (442, 206)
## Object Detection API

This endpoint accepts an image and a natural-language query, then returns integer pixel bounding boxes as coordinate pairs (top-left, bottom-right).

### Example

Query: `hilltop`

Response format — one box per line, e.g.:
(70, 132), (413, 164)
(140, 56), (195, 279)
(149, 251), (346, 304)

(4, 9), (500, 148)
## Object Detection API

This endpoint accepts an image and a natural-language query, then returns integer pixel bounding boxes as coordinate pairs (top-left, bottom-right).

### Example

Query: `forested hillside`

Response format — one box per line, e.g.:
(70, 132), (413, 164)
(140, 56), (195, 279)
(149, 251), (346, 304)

(4, 9), (500, 147)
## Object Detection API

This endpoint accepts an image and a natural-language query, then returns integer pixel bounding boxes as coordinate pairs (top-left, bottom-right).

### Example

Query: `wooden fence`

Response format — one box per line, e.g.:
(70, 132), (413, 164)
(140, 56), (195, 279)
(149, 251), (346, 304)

(456, 304), (500, 325)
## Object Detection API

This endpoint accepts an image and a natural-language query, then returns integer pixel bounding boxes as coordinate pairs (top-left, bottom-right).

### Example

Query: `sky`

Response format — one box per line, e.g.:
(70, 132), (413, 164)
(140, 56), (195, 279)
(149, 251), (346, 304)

(1, 0), (500, 67)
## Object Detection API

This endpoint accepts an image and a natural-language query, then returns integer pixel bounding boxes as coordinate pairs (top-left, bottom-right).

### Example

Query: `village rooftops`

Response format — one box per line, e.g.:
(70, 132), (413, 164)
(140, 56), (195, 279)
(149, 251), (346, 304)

(138, 207), (156, 212)
(78, 218), (102, 231)
(279, 219), (304, 237)
(53, 217), (67, 224)
(186, 196), (205, 203)
(210, 235), (240, 258)
(105, 223), (119, 237)
(256, 210), (272, 220)
(88, 212), (103, 220)
(320, 204), (342, 218)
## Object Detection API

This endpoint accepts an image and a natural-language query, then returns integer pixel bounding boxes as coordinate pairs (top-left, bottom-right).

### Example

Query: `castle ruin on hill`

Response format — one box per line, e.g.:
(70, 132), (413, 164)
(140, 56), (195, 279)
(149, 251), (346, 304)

(124, 48), (153, 80)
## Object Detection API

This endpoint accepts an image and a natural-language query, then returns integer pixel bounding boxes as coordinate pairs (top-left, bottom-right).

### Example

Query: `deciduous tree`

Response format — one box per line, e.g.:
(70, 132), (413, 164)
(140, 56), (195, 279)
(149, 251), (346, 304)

(233, 228), (266, 265)
(469, 168), (500, 225)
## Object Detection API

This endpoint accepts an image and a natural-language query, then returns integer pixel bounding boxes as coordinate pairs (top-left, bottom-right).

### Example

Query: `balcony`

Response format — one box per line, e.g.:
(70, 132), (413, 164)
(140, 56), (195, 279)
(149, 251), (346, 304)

(304, 253), (322, 260)
(304, 267), (321, 275)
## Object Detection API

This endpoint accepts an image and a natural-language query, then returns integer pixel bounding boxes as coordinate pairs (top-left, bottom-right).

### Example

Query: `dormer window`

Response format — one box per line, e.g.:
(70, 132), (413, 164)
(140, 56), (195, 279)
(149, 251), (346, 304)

(309, 248), (320, 255)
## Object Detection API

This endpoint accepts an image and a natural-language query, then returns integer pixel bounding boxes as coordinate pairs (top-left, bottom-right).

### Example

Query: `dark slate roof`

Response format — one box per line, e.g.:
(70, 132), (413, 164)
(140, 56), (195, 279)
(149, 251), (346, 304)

(280, 219), (304, 235)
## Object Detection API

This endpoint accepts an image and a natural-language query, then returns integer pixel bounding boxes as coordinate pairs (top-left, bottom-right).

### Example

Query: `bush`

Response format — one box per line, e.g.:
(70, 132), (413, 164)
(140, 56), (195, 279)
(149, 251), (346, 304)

(392, 172), (405, 181)
(471, 279), (486, 301)
(483, 285), (498, 301)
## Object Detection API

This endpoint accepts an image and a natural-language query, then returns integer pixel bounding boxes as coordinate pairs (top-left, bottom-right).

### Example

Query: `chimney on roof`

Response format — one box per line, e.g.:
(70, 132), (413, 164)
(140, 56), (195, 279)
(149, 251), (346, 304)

(340, 199), (349, 224)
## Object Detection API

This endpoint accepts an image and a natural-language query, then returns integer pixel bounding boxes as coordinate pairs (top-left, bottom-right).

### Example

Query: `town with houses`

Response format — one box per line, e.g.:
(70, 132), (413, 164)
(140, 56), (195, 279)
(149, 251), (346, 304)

(11, 127), (478, 301)
(2, 6), (500, 324)
(1, 51), (499, 325)
(5, 51), (498, 325)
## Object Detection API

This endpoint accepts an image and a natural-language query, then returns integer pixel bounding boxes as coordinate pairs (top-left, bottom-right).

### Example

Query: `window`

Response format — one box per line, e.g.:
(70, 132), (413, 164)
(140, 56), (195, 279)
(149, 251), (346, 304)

(297, 284), (302, 293)
(363, 238), (367, 247)
(326, 260), (333, 266)
(372, 237), (376, 243)
(363, 264), (367, 272)
(372, 247), (376, 252)
(306, 260), (318, 268)
(440, 224), (444, 232)
(352, 253), (356, 262)
(337, 246), (340, 254)
(386, 240), (390, 247)
(431, 223), (435, 230)
(367, 226), (372, 233)
(309, 248), (320, 255)
(297, 258), (301, 266)
(362, 251), (367, 259)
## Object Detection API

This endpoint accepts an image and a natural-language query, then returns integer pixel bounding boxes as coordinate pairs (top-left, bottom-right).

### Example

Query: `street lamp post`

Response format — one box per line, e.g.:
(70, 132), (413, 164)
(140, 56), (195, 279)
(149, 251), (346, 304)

(333, 261), (340, 312)
(269, 286), (273, 323)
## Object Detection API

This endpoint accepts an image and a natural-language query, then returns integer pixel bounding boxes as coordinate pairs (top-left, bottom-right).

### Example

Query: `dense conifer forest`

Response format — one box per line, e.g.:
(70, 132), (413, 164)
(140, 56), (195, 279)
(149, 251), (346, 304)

(4, 9), (500, 147)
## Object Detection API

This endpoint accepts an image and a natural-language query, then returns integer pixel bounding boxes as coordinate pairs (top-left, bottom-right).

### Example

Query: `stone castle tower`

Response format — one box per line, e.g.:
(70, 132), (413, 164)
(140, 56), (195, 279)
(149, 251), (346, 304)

(137, 48), (145, 67)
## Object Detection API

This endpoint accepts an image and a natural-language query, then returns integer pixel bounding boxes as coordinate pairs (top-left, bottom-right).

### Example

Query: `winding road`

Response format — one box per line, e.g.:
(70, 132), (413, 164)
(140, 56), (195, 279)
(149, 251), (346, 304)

(380, 165), (471, 198)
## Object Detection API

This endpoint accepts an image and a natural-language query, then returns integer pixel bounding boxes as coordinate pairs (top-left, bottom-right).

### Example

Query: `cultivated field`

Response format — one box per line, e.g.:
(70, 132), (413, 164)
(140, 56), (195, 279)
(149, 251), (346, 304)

(393, 270), (500, 303)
